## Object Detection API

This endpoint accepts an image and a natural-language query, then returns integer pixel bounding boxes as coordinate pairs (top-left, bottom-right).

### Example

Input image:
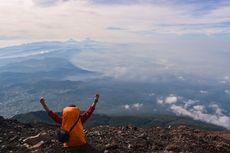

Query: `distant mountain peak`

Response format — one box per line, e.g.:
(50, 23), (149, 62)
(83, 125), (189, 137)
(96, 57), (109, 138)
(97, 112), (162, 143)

(66, 38), (77, 43)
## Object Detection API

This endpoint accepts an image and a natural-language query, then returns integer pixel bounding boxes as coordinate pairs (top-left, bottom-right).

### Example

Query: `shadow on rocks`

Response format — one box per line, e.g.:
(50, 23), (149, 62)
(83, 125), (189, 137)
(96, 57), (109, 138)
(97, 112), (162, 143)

(64, 143), (103, 153)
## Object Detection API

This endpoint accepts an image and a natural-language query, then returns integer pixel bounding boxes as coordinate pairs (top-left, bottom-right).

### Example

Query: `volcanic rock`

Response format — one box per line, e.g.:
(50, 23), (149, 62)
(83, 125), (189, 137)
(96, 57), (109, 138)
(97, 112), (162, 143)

(0, 117), (230, 153)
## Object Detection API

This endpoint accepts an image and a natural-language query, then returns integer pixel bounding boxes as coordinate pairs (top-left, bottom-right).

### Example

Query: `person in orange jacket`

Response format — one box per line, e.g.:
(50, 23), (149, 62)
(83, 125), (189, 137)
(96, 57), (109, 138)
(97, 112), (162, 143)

(40, 94), (100, 153)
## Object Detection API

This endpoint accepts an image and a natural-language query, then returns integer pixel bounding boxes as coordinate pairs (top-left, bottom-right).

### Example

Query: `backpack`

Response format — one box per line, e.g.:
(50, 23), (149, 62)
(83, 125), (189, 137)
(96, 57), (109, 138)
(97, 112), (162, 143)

(56, 115), (80, 143)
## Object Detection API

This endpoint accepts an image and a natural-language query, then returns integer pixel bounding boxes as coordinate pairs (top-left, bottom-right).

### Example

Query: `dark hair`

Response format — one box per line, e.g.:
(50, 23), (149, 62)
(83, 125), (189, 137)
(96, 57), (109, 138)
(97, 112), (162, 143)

(68, 104), (76, 107)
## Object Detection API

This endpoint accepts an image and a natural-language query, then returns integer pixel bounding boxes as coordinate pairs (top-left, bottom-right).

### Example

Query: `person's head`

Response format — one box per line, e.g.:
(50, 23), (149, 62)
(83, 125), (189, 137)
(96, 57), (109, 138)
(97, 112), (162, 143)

(68, 104), (76, 107)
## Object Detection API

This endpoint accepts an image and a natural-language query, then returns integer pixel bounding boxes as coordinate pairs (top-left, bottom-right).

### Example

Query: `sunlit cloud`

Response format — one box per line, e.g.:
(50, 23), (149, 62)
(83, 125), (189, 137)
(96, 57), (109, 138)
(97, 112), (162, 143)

(132, 103), (143, 110)
(209, 104), (224, 116)
(171, 103), (230, 129)
(184, 99), (198, 109)
(0, 0), (230, 47)
(165, 96), (178, 104)
(0, 35), (19, 40)
(157, 98), (164, 104)
(157, 96), (230, 129)
(32, 0), (73, 7)
(193, 105), (206, 112)
(157, 95), (181, 105)
(123, 104), (130, 110)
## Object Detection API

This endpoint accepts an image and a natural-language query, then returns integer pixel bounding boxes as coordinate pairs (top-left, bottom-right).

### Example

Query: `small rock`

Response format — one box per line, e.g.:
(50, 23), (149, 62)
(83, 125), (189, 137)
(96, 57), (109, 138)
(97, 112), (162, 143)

(139, 133), (147, 139)
(165, 144), (181, 152)
(1, 145), (6, 149)
(105, 143), (118, 149)
(51, 139), (56, 142)
(9, 131), (14, 134)
(31, 140), (45, 149)
(23, 143), (30, 149)
(104, 150), (109, 153)
(128, 144), (133, 149)
(94, 131), (101, 136)
(117, 130), (122, 134)
(9, 136), (18, 142)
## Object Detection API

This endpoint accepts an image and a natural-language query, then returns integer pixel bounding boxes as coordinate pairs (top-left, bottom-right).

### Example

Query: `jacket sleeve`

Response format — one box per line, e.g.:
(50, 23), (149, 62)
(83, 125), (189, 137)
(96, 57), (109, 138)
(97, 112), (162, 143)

(48, 110), (62, 124)
(80, 105), (95, 124)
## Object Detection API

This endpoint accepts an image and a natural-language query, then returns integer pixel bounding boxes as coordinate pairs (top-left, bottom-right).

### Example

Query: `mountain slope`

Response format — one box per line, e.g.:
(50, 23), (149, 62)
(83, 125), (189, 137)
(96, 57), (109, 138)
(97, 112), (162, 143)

(0, 116), (230, 153)
(0, 57), (95, 82)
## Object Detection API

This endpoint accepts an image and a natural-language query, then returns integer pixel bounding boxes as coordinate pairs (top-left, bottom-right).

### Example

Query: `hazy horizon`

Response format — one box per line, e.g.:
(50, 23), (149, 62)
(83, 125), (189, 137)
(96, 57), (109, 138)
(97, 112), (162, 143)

(0, 0), (230, 80)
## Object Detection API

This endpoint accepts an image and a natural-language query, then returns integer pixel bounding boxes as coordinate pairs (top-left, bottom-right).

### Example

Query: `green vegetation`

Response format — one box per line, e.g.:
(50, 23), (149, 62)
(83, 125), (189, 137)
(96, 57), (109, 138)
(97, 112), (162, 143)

(12, 111), (225, 131)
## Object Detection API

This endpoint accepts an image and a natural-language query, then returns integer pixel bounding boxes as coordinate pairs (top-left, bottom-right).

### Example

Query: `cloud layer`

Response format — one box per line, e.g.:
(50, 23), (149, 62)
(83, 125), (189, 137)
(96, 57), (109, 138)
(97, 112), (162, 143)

(0, 0), (230, 47)
(0, 0), (230, 81)
(158, 96), (230, 129)
(170, 103), (230, 129)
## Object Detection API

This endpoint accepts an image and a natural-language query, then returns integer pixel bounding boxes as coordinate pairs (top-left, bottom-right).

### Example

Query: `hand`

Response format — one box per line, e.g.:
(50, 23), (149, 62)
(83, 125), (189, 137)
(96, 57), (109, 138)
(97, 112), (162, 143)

(40, 97), (46, 105)
(40, 97), (50, 112)
(94, 94), (100, 103)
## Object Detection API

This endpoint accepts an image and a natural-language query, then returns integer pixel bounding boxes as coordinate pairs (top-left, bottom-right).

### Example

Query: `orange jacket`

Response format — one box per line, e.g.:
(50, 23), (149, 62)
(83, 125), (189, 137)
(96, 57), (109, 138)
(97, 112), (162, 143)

(61, 106), (86, 147)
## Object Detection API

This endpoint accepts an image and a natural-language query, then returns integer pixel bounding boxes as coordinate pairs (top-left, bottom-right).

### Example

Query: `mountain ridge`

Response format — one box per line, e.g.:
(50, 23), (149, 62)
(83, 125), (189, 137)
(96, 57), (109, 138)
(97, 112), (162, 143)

(12, 111), (226, 131)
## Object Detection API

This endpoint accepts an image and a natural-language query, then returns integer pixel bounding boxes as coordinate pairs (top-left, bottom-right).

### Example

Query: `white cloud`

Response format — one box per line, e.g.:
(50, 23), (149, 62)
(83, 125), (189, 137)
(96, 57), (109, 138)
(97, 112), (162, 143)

(161, 98), (230, 129)
(157, 95), (180, 105)
(0, 49), (57, 59)
(1, 0), (230, 81)
(170, 103), (230, 129)
(225, 90), (230, 95)
(33, 0), (60, 6)
(157, 98), (164, 104)
(106, 66), (127, 79)
(165, 96), (177, 104)
(122, 103), (143, 111)
(148, 93), (155, 96)
(209, 104), (224, 115)
(0, 0), (230, 47)
(220, 76), (230, 84)
(132, 103), (143, 110)
(123, 104), (130, 110)
(184, 99), (198, 109)
(171, 104), (193, 116)
(193, 105), (206, 112)
(224, 76), (230, 81)
(177, 76), (185, 80)
(200, 90), (208, 94)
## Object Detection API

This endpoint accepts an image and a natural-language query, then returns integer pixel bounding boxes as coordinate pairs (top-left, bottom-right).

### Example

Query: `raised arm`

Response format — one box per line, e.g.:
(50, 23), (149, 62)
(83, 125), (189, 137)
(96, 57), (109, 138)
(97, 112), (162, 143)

(40, 97), (62, 124)
(81, 94), (100, 124)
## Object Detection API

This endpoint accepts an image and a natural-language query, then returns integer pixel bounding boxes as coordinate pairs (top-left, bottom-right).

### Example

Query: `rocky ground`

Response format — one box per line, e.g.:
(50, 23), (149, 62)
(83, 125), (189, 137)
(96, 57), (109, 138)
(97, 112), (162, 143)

(0, 116), (230, 153)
